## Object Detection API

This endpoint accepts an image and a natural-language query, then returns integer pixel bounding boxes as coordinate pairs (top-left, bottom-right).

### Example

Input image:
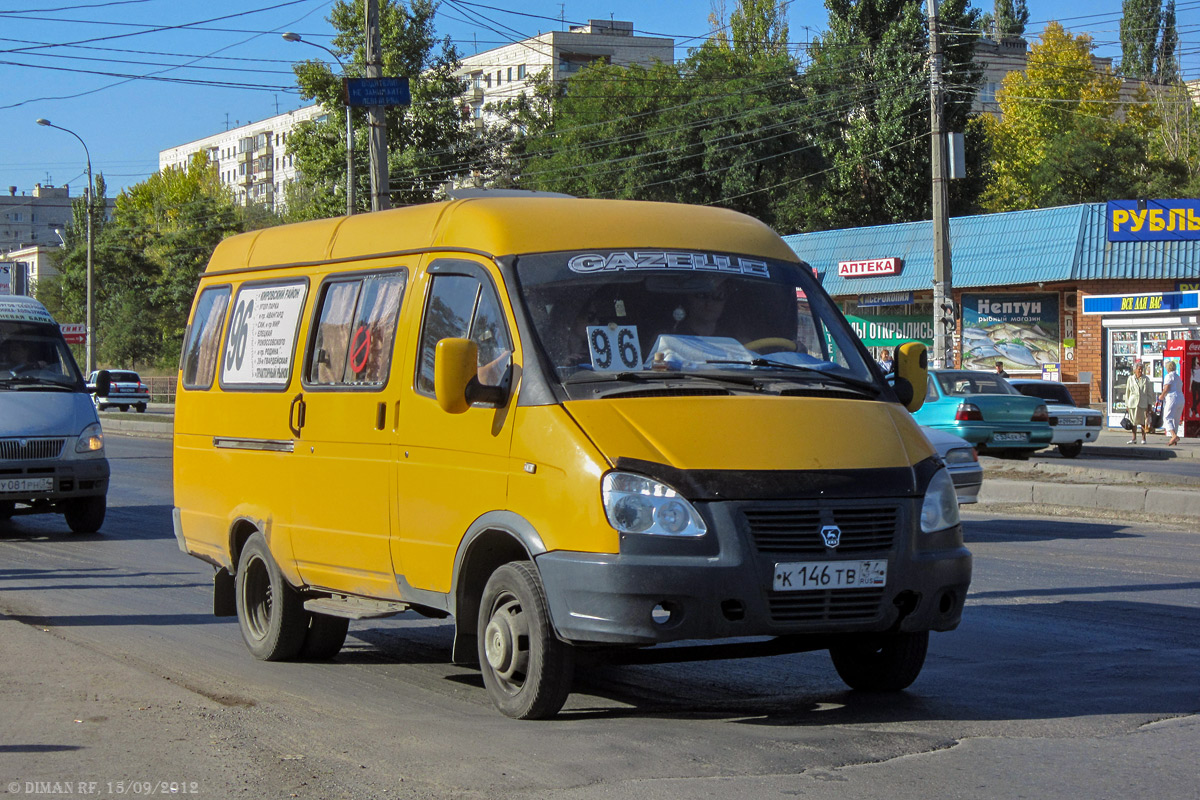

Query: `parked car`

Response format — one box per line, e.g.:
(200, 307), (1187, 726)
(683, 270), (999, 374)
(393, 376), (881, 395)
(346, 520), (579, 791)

(1008, 379), (1103, 458)
(88, 370), (149, 412)
(921, 426), (982, 504)
(912, 369), (1052, 458)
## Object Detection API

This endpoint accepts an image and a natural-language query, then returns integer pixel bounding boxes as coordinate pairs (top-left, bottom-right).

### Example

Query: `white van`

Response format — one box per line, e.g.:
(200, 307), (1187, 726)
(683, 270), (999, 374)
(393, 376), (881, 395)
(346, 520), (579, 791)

(0, 296), (110, 533)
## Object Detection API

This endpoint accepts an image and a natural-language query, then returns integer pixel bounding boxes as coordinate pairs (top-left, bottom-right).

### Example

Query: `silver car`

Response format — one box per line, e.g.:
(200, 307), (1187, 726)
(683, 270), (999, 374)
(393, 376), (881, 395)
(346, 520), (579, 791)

(88, 370), (150, 412)
(921, 425), (982, 504)
(1008, 379), (1103, 459)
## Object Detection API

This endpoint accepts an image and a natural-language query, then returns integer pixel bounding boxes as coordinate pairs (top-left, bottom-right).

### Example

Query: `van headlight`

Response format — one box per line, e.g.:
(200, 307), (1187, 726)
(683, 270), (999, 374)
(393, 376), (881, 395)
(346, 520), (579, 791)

(75, 422), (105, 454)
(920, 468), (960, 533)
(602, 472), (707, 537)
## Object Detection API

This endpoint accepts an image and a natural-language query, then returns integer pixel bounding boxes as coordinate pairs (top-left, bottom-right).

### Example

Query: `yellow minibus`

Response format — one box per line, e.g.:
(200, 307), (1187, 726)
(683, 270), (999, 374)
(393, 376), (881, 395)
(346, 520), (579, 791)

(173, 197), (970, 719)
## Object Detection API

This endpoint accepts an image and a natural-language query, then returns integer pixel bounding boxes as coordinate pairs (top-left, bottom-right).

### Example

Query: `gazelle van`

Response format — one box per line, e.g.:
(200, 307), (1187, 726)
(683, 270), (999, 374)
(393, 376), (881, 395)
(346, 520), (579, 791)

(1, 295), (109, 533)
(173, 197), (971, 719)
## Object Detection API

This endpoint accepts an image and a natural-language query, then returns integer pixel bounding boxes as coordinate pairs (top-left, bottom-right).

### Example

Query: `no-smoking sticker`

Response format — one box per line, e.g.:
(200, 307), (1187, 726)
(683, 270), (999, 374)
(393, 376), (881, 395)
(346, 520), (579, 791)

(350, 325), (372, 374)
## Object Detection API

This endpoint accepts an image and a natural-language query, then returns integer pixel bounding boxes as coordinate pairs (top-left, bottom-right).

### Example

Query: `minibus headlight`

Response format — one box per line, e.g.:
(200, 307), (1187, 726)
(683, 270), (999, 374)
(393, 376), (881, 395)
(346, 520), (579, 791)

(920, 468), (960, 533)
(602, 472), (707, 537)
(75, 422), (105, 454)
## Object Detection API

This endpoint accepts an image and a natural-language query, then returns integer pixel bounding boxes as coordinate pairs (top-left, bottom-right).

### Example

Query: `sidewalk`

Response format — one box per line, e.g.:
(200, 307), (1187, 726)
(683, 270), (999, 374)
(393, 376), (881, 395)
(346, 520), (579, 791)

(978, 428), (1200, 521)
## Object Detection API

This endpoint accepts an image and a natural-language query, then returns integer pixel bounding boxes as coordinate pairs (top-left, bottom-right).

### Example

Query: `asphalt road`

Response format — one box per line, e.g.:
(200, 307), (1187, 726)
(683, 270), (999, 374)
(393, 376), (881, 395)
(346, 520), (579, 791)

(1, 435), (1198, 799)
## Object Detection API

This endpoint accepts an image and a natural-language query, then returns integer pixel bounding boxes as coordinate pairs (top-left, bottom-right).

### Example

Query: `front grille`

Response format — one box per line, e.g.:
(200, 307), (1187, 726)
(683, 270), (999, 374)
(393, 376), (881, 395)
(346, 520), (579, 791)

(769, 588), (886, 623)
(0, 438), (66, 461)
(744, 505), (899, 554)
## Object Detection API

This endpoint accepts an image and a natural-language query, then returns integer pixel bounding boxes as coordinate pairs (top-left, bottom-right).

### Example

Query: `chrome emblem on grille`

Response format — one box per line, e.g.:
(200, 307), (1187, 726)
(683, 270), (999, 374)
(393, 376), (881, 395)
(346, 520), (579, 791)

(18, 439), (28, 448)
(820, 525), (842, 548)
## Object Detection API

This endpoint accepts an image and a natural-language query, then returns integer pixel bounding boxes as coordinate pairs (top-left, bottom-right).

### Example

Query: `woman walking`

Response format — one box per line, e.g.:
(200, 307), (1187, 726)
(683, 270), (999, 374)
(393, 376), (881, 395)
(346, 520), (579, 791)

(1160, 360), (1184, 446)
(1125, 361), (1153, 444)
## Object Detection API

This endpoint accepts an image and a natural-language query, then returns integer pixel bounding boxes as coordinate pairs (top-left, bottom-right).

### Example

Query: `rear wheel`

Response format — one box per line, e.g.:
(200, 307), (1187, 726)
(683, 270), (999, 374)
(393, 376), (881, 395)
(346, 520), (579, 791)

(829, 630), (929, 692)
(478, 561), (574, 719)
(135, 403), (147, 413)
(1057, 441), (1083, 459)
(63, 495), (106, 534)
(299, 613), (349, 660)
(235, 533), (307, 661)
(119, 405), (130, 412)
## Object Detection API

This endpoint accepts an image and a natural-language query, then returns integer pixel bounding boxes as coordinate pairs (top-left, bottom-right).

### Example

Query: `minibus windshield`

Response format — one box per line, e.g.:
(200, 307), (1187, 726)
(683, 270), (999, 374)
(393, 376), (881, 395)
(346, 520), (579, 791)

(0, 321), (85, 391)
(515, 250), (878, 396)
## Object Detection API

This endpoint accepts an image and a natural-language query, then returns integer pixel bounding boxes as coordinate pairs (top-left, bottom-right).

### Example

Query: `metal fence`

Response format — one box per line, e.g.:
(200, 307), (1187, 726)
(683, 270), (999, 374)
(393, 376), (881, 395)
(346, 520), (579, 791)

(145, 376), (176, 404)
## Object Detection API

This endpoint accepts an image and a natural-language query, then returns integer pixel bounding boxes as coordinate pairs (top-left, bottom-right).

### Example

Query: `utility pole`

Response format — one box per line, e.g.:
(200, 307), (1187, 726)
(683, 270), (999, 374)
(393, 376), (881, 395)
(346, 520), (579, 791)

(365, 0), (389, 211)
(928, 0), (953, 369)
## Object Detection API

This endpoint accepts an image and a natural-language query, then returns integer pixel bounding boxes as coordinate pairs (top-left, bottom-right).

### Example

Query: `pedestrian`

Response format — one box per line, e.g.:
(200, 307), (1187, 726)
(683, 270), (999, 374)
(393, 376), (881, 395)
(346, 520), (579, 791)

(877, 348), (894, 374)
(1125, 361), (1153, 444)
(1160, 360), (1184, 447)
(993, 361), (1009, 378)
(1191, 356), (1200, 416)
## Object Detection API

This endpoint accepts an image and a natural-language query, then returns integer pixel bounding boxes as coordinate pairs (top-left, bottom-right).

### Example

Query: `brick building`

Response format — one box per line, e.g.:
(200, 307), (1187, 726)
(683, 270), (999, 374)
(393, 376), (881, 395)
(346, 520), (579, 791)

(783, 201), (1200, 429)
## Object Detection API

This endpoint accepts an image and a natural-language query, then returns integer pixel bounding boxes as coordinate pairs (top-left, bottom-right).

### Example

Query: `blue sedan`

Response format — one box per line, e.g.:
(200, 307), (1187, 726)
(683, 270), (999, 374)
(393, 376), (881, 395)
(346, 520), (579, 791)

(913, 370), (1052, 458)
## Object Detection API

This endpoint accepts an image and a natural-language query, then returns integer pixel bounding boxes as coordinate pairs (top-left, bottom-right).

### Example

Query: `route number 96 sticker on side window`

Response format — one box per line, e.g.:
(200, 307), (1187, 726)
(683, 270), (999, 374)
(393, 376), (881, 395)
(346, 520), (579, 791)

(587, 324), (642, 371)
(221, 281), (308, 387)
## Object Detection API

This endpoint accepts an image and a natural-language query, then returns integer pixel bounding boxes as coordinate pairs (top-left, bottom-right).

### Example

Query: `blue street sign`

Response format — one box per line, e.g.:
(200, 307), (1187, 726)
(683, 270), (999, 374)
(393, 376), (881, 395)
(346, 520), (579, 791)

(345, 77), (410, 107)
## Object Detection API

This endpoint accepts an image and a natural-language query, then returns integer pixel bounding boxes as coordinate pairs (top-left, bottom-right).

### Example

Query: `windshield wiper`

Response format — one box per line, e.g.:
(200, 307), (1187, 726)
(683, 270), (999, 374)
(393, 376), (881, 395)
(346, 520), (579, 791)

(562, 369), (761, 388)
(705, 359), (881, 394)
(0, 376), (76, 391)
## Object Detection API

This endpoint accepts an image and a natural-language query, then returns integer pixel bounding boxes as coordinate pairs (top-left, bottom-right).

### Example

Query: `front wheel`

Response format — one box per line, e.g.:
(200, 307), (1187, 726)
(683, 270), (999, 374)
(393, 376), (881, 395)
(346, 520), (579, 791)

(63, 495), (106, 534)
(1057, 441), (1083, 459)
(235, 533), (308, 661)
(477, 561), (575, 720)
(829, 630), (929, 692)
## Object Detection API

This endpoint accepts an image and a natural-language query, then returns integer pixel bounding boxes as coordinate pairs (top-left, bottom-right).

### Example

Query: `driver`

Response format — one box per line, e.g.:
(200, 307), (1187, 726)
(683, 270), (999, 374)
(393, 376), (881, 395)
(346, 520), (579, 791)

(674, 284), (726, 337)
(1, 339), (46, 373)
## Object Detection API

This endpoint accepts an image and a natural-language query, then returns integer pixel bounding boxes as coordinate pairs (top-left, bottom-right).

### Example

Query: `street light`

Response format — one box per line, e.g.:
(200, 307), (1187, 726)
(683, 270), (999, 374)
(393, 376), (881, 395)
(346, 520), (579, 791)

(283, 32), (355, 216)
(36, 118), (95, 374)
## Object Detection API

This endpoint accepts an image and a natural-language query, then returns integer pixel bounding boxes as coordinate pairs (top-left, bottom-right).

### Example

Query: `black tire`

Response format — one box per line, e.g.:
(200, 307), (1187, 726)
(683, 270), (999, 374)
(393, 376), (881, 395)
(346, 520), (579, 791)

(1057, 441), (1083, 459)
(63, 495), (106, 534)
(829, 630), (929, 692)
(235, 533), (308, 661)
(299, 613), (349, 660)
(0, 500), (14, 520)
(135, 403), (147, 413)
(119, 405), (130, 412)
(477, 561), (575, 720)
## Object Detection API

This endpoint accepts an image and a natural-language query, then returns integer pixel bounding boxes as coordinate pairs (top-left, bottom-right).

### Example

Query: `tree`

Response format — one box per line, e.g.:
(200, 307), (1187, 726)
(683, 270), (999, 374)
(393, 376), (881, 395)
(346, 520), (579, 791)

(1120, 0), (1162, 79)
(805, 0), (982, 228)
(1155, 0), (1178, 81)
(286, 0), (479, 219)
(993, 0), (1029, 39)
(506, 0), (823, 231)
(978, 22), (1193, 211)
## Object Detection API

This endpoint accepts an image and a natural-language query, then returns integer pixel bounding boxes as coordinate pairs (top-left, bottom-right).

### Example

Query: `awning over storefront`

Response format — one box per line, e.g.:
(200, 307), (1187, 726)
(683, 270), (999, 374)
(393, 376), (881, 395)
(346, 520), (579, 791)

(783, 203), (1200, 296)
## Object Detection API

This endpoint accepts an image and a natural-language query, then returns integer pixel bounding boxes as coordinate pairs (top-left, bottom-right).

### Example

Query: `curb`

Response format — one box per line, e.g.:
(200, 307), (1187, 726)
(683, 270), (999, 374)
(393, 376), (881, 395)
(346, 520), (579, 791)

(978, 478), (1200, 520)
(98, 414), (173, 440)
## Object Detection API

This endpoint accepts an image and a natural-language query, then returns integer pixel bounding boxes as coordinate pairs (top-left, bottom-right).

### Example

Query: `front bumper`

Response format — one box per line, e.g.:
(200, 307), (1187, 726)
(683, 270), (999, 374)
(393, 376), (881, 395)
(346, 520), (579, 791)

(537, 499), (971, 647)
(0, 456), (110, 507)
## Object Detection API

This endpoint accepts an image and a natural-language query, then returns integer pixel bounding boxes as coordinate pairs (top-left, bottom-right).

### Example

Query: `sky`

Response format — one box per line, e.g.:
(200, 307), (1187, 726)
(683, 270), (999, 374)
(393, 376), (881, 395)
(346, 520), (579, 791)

(2, 0), (1197, 199)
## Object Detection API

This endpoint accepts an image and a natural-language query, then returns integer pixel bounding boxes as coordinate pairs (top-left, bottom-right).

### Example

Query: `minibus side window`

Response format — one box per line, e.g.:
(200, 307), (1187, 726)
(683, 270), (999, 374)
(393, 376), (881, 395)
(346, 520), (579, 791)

(181, 286), (231, 390)
(307, 273), (406, 387)
(416, 275), (512, 395)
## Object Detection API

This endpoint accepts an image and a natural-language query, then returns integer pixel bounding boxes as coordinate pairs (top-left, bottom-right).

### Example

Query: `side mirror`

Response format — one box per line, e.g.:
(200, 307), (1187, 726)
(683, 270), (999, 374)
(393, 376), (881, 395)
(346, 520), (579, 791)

(433, 338), (507, 414)
(92, 369), (111, 398)
(895, 342), (927, 413)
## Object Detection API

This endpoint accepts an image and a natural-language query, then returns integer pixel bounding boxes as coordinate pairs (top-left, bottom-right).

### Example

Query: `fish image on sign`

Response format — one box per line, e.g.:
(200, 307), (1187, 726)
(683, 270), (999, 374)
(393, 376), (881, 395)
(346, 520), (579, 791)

(961, 293), (1061, 373)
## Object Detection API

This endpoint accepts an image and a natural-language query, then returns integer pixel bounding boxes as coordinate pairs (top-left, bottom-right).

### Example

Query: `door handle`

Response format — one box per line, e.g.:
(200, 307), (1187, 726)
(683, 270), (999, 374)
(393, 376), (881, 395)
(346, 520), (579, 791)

(289, 393), (306, 437)
(376, 401), (386, 431)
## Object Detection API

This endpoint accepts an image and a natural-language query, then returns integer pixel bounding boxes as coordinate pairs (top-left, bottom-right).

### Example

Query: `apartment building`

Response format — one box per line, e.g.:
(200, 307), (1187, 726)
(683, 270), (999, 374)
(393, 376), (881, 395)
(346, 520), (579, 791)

(1, 183), (114, 256)
(158, 104), (327, 211)
(456, 19), (674, 125)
